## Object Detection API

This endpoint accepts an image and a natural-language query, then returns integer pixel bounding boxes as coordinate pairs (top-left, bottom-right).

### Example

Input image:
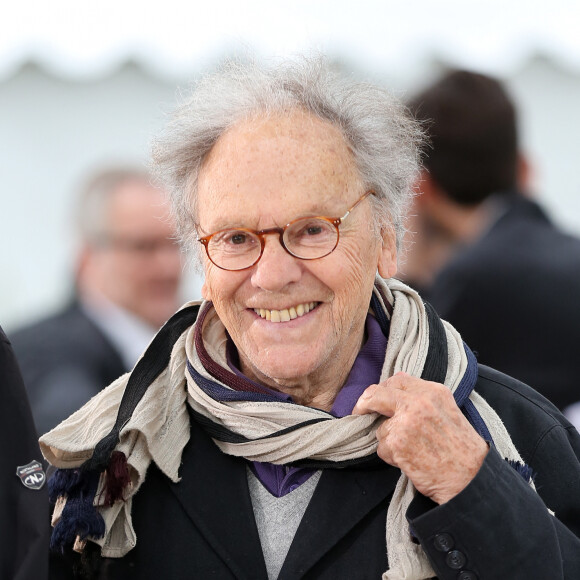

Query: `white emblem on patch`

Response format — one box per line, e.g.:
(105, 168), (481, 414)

(16, 459), (46, 490)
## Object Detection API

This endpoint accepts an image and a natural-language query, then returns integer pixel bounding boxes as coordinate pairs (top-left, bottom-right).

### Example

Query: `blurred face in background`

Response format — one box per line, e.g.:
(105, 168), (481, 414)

(78, 179), (183, 328)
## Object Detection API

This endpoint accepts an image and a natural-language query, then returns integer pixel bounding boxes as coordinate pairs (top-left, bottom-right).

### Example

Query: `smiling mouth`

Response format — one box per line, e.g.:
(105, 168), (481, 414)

(253, 302), (320, 323)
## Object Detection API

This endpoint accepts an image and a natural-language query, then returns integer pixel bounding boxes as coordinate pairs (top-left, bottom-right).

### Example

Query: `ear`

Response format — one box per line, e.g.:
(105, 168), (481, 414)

(377, 225), (398, 279)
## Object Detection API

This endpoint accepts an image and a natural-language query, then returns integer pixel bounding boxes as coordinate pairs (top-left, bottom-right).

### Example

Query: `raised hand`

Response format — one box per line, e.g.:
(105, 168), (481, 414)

(353, 372), (488, 504)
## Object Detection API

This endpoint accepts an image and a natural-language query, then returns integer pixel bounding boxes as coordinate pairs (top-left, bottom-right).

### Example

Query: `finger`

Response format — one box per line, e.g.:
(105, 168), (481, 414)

(352, 382), (400, 417)
(352, 371), (414, 416)
(351, 384), (379, 415)
(386, 371), (429, 392)
(373, 418), (399, 467)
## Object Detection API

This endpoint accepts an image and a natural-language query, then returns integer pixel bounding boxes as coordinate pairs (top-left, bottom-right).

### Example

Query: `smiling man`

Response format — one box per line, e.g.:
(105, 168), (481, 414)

(198, 112), (396, 409)
(42, 58), (580, 580)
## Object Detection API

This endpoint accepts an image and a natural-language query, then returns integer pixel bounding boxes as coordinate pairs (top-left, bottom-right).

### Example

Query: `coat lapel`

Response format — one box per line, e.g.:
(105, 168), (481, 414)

(279, 461), (401, 579)
(164, 413), (399, 580)
(165, 417), (269, 580)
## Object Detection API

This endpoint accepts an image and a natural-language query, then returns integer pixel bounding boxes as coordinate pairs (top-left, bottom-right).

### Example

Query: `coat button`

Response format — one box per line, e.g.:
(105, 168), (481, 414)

(457, 571), (477, 580)
(433, 532), (454, 552)
(446, 550), (467, 569)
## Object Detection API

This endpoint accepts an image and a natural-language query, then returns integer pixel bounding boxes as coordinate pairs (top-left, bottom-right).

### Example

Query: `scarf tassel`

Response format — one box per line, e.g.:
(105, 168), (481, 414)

(49, 471), (105, 553)
(102, 450), (131, 506)
(506, 458), (536, 484)
(48, 468), (92, 504)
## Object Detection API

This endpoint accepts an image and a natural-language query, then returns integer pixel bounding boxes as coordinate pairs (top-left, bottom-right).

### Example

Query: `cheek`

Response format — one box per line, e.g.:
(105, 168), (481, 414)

(200, 260), (222, 302)
(202, 272), (223, 303)
(202, 268), (246, 318)
(323, 242), (380, 325)
(101, 254), (126, 279)
(336, 241), (380, 292)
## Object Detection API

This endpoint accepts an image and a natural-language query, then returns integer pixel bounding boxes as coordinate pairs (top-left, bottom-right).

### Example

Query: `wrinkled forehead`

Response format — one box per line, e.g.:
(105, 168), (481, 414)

(196, 111), (363, 230)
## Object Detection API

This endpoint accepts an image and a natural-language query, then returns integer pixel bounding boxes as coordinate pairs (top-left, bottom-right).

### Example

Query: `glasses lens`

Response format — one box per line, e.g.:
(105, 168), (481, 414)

(284, 217), (338, 259)
(208, 229), (261, 270)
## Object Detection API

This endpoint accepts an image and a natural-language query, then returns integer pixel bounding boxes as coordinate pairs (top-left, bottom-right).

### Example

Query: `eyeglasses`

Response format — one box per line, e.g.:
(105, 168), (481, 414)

(198, 191), (374, 271)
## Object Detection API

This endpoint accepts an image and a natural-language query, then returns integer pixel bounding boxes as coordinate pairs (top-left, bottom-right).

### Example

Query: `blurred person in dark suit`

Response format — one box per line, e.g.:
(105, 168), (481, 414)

(402, 69), (580, 412)
(10, 168), (183, 434)
(0, 325), (49, 580)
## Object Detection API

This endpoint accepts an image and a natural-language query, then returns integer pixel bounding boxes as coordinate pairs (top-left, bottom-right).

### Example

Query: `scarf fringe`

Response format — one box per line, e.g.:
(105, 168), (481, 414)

(49, 451), (131, 552)
(50, 471), (105, 552)
(48, 468), (91, 503)
(102, 451), (131, 506)
(506, 458), (536, 484)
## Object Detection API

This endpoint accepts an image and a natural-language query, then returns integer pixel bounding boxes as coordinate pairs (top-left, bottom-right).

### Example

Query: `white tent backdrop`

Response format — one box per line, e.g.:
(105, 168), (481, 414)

(3, 0), (580, 79)
(1, 0), (580, 329)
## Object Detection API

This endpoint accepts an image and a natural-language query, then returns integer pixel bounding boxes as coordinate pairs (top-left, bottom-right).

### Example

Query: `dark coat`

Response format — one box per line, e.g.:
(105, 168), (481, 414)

(51, 365), (580, 579)
(0, 326), (49, 580)
(10, 300), (126, 435)
(426, 194), (580, 411)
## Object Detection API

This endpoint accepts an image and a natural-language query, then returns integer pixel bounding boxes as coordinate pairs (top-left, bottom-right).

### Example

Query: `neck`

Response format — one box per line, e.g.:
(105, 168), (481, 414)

(238, 329), (365, 411)
(434, 197), (498, 246)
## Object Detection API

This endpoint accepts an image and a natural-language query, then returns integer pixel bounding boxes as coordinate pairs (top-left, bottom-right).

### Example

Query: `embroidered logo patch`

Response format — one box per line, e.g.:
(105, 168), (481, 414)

(16, 460), (46, 490)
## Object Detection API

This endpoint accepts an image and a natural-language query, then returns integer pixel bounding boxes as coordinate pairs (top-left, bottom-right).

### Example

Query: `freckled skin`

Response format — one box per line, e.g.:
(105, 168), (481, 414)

(353, 372), (488, 504)
(197, 111), (397, 410)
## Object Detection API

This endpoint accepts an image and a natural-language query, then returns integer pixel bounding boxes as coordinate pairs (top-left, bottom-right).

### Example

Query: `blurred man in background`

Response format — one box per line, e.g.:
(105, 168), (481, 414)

(402, 69), (580, 413)
(10, 167), (183, 434)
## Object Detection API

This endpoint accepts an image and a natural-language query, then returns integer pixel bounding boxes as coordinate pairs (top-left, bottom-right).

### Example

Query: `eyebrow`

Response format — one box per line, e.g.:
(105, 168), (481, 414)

(198, 202), (346, 235)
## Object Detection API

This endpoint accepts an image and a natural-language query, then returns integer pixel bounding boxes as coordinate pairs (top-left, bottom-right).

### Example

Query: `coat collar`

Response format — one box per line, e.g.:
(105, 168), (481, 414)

(279, 462), (400, 578)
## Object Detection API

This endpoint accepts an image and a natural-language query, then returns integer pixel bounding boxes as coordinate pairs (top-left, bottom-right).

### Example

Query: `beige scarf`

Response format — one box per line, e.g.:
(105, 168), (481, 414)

(40, 277), (531, 579)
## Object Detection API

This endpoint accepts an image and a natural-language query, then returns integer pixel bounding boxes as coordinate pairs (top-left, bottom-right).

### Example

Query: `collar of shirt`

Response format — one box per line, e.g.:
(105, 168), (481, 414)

(80, 293), (157, 371)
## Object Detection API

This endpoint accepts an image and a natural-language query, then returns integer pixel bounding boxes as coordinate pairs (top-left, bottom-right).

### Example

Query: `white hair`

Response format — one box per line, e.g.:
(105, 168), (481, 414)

(151, 56), (424, 262)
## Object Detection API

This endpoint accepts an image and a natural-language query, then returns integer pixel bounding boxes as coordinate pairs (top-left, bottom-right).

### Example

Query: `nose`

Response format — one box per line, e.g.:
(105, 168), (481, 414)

(250, 233), (302, 291)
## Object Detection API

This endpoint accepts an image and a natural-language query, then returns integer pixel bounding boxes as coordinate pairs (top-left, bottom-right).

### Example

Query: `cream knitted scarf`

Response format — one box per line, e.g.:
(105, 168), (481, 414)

(40, 277), (533, 579)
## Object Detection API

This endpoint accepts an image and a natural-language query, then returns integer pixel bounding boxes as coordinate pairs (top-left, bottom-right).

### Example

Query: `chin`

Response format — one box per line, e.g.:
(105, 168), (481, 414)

(246, 349), (323, 384)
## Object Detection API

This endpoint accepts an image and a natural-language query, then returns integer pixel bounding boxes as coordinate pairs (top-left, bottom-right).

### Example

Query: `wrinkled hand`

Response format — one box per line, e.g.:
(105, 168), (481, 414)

(353, 372), (488, 504)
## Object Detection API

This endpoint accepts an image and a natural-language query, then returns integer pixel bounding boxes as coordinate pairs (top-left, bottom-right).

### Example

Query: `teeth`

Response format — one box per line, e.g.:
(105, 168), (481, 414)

(254, 302), (319, 322)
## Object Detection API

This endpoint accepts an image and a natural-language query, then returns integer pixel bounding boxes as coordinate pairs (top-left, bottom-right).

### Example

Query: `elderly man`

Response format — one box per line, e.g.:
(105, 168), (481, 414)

(11, 168), (183, 434)
(42, 59), (580, 579)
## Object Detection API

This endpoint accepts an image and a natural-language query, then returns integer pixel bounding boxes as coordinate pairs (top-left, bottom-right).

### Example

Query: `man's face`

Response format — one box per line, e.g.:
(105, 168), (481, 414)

(83, 180), (183, 328)
(197, 112), (397, 399)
